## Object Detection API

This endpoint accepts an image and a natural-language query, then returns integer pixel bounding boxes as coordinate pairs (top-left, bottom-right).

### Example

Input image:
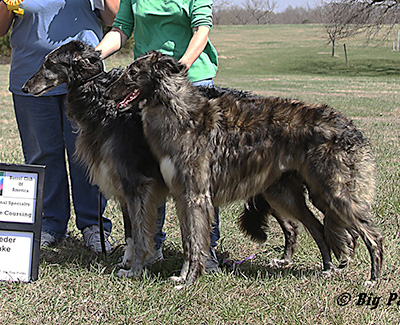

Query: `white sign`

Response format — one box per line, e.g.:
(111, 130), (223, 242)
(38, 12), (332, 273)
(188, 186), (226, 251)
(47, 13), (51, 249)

(0, 164), (45, 282)
(0, 171), (37, 223)
(0, 230), (33, 282)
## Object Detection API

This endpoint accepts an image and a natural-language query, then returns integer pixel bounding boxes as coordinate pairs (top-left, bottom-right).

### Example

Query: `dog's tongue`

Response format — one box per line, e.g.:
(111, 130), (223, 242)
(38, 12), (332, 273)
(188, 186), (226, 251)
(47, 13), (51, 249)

(117, 89), (141, 109)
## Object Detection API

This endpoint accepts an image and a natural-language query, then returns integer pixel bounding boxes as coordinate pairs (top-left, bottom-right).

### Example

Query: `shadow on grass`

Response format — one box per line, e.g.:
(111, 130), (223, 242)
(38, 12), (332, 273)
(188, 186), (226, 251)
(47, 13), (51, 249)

(39, 237), (322, 282)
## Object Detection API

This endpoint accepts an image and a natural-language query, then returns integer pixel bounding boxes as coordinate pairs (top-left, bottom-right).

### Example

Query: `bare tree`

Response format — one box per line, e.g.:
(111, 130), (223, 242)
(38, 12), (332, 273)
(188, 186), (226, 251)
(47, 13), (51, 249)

(242, 0), (277, 24)
(274, 5), (313, 24)
(213, 0), (230, 25)
(363, 0), (399, 9)
(338, 0), (399, 23)
(230, 5), (252, 25)
(315, 0), (368, 56)
(338, 0), (400, 42)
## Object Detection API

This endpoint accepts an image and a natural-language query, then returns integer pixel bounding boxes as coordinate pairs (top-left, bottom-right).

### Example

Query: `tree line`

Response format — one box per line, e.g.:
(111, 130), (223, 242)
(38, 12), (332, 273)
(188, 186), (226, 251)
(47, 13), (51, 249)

(214, 0), (399, 56)
(0, 0), (399, 62)
(213, 0), (399, 25)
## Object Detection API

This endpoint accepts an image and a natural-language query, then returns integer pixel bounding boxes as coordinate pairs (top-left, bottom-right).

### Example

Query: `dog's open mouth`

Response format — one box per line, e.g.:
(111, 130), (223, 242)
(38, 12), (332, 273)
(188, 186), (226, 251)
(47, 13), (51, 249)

(116, 89), (141, 110)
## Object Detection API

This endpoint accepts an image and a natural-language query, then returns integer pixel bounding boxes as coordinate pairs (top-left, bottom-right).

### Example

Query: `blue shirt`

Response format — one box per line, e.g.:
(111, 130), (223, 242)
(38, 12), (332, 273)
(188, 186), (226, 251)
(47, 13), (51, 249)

(9, 0), (103, 96)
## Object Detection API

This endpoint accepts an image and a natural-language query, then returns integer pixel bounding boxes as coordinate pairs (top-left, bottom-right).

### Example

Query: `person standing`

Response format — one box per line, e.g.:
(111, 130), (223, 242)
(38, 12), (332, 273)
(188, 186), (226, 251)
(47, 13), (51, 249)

(0, 0), (120, 253)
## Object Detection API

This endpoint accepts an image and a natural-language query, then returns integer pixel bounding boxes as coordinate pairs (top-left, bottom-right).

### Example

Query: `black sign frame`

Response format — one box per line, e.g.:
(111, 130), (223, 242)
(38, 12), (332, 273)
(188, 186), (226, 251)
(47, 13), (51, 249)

(0, 163), (45, 282)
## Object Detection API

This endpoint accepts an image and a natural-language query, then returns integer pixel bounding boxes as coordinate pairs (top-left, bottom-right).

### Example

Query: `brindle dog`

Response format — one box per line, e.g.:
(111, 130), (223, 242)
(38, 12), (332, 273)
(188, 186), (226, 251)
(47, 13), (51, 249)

(106, 51), (383, 287)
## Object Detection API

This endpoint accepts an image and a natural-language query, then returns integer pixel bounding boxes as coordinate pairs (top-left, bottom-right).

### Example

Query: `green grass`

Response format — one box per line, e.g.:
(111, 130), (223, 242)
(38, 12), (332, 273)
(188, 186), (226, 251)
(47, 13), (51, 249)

(0, 25), (399, 323)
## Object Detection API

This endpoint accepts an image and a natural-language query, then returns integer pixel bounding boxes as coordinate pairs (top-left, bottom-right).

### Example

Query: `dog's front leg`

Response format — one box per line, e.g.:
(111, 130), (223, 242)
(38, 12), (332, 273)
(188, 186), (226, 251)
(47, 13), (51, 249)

(170, 198), (192, 285)
(172, 190), (213, 288)
(118, 203), (134, 269)
(186, 195), (211, 286)
(117, 193), (156, 278)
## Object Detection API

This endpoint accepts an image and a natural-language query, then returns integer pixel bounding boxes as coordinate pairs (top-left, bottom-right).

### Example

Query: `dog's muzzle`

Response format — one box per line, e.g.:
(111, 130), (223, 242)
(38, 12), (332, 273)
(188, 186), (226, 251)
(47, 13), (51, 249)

(116, 89), (141, 110)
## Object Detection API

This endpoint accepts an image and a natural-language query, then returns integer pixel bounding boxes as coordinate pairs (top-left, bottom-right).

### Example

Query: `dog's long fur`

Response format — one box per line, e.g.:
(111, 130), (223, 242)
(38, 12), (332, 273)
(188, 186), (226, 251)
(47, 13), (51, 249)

(20, 41), (269, 283)
(22, 41), (168, 276)
(106, 51), (383, 285)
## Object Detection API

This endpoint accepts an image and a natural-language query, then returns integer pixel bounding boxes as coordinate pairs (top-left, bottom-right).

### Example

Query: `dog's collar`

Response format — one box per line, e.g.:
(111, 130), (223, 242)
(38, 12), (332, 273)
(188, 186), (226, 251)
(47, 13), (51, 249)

(84, 71), (105, 83)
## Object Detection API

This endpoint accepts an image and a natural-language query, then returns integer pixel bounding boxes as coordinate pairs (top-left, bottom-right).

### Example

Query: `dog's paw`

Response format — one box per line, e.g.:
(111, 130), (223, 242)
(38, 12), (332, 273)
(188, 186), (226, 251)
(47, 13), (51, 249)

(364, 280), (377, 287)
(316, 268), (336, 279)
(170, 275), (185, 284)
(268, 258), (292, 268)
(118, 239), (134, 269)
(117, 269), (135, 278)
(174, 285), (186, 291)
(338, 258), (350, 269)
(117, 258), (132, 269)
(170, 275), (187, 290)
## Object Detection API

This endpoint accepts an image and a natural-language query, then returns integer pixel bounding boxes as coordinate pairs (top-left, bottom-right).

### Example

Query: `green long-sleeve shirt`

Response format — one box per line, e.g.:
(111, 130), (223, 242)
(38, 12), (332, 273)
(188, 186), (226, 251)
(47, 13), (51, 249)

(112, 0), (218, 82)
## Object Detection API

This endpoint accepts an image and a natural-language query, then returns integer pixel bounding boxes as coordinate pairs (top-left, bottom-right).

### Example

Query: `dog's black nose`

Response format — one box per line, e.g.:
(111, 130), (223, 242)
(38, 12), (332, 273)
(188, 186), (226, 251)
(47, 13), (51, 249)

(21, 85), (29, 94)
(21, 79), (32, 94)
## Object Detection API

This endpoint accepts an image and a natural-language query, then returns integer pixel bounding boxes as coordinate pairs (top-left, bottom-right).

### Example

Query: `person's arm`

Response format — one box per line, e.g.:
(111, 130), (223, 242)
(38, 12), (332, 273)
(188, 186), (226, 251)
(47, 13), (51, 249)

(0, 1), (14, 37)
(179, 0), (214, 68)
(96, 0), (133, 58)
(179, 25), (210, 69)
(99, 0), (120, 26)
(95, 27), (128, 59)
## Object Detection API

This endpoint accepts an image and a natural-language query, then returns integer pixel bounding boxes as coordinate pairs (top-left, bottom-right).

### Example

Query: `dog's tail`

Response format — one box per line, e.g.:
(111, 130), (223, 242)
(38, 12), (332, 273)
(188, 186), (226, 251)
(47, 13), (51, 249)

(239, 194), (270, 243)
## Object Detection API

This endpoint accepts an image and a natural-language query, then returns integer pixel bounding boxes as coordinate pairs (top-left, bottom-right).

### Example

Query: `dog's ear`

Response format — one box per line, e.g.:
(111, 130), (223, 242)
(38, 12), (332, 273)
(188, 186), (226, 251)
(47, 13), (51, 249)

(72, 52), (89, 67)
(147, 50), (163, 61)
(154, 53), (187, 75)
(72, 51), (100, 68)
(68, 40), (88, 55)
(67, 40), (99, 66)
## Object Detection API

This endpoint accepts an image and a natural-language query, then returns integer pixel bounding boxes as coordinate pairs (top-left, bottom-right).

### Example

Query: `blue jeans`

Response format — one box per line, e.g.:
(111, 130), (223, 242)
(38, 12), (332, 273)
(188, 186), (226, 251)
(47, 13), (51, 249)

(153, 78), (220, 249)
(192, 78), (214, 87)
(154, 206), (220, 249)
(13, 94), (111, 239)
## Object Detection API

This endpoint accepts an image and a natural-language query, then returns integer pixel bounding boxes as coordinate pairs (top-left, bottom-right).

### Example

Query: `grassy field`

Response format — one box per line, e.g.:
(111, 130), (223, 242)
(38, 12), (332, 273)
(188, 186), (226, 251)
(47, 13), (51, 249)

(0, 24), (399, 323)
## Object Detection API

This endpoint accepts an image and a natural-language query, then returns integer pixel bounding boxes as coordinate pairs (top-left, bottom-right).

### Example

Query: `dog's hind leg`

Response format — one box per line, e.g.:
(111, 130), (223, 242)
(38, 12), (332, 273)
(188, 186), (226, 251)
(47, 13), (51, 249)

(269, 213), (302, 268)
(311, 188), (383, 282)
(239, 194), (301, 268)
(322, 214), (357, 270)
(324, 209), (383, 282)
(356, 219), (383, 282)
(264, 175), (334, 273)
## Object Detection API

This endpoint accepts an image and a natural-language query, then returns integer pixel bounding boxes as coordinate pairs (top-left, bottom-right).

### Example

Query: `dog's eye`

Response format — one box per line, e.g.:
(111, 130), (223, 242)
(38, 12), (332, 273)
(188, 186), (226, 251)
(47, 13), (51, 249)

(128, 69), (139, 77)
(119, 70), (138, 85)
(44, 61), (54, 69)
(46, 57), (62, 67)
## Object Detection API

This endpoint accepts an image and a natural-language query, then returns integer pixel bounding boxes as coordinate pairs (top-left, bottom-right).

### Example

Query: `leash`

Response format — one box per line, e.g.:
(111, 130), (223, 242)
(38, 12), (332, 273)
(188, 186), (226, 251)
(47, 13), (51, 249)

(222, 249), (273, 271)
(98, 190), (107, 257)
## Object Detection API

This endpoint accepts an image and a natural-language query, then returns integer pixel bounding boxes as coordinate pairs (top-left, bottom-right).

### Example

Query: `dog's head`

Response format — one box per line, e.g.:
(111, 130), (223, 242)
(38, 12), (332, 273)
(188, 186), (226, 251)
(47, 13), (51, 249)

(105, 51), (187, 109)
(22, 40), (103, 96)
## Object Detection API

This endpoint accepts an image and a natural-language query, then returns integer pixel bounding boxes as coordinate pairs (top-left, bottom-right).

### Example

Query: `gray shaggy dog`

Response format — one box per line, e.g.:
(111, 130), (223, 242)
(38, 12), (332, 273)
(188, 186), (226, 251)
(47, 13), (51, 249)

(106, 51), (383, 286)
